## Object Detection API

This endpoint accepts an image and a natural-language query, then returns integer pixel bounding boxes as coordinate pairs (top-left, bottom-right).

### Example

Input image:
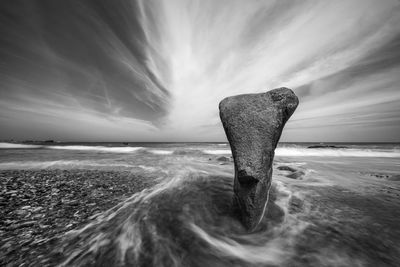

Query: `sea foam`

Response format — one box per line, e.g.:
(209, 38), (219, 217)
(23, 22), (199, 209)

(148, 149), (174, 155)
(276, 147), (400, 158)
(202, 147), (400, 158)
(0, 142), (42, 149)
(2, 142), (399, 158)
(49, 145), (144, 153)
(203, 149), (232, 155)
(0, 142), (145, 153)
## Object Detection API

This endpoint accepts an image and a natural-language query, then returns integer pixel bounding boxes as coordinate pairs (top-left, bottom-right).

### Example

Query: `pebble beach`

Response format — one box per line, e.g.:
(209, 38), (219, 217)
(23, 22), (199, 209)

(0, 169), (154, 266)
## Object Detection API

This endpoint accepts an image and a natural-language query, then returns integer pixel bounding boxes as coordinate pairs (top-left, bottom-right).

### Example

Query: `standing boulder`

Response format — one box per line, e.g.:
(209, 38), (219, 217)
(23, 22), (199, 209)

(219, 87), (298, 230)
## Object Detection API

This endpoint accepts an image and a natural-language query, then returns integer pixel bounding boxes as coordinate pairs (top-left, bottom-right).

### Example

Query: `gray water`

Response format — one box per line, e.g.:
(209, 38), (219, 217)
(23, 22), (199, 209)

(1, 142), (400, 266)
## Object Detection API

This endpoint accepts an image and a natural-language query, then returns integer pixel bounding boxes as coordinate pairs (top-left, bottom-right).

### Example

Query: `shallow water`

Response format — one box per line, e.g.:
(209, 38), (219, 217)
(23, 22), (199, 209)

(1, 142), (400, 266)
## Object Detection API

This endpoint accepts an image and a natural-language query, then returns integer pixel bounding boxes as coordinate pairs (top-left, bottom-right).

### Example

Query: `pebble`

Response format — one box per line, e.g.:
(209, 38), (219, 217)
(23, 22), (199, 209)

(15, 209), (30, 217)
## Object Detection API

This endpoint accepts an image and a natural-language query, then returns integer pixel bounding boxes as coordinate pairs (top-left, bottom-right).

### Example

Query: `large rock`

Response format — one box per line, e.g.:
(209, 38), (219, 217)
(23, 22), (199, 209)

(219, 87), (298, 230)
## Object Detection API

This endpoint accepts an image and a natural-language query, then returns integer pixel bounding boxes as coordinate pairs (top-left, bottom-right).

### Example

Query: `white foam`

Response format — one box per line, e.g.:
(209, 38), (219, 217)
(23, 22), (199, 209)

(202, 149), (232, 155)
(190, 223), (286, 265)
(202, 146), (400, 158)
(276, 147), (400, 158)
(148, 149), (174, 155)
(49, 145), (144, 153)
(0, 142), (42, 149)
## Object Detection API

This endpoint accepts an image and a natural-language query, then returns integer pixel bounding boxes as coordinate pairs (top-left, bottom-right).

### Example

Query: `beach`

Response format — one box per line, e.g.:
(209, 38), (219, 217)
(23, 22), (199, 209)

(0, 142), (399, 266)
(0, 169), (155, 266)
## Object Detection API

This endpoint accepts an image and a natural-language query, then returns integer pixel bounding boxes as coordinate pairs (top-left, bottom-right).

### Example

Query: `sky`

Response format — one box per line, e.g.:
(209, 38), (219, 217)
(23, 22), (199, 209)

(1, 0), (400, 142)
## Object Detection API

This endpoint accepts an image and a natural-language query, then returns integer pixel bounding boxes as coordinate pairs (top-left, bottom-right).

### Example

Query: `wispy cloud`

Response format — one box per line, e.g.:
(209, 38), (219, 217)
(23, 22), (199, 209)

(0, 0), (399, 141)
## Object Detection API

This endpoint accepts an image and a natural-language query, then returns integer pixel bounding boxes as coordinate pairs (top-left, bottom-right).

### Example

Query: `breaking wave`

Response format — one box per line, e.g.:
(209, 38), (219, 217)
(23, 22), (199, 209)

(0, 142), (43, 149)
(203, 149), (232, 155)
(0, 143), (145, 153)
(2, 143), (399, 158)
(147, 149), (174, 155)
(202, 147), (400, 158)
(49, 145), (145, 153)
(276, 147), (400, 158)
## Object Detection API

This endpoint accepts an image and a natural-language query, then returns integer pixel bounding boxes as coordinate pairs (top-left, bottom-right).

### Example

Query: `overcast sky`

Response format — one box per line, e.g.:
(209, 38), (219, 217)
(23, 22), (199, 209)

(1, 0), (399, 142)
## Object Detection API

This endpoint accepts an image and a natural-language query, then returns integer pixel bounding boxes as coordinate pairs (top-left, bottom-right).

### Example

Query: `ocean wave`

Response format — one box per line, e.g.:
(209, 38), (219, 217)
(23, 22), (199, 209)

(0, 143), (146, 153)
(3, 142), (399, 158)
(203, 149), (232, 155)
(202, 147), (400, 158)
(148, 149), (174, 155)
(0, 142), (43, 149)
(276, 147), (400, 158)
(49, 145), (144, 153)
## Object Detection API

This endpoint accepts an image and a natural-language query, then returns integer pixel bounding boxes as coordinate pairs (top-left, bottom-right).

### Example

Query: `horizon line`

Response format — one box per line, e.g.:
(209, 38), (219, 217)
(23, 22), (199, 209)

(1, 140), (399, 144)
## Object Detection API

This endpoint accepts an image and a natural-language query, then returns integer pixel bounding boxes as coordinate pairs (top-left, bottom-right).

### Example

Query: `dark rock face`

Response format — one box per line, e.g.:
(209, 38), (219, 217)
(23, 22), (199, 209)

(217, 156), (230, 162)
(219, 87), (298, 230)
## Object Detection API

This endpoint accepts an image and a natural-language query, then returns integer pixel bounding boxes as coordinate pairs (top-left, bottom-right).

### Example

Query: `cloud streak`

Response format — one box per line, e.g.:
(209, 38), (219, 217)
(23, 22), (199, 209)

(0, 0), (399, 141)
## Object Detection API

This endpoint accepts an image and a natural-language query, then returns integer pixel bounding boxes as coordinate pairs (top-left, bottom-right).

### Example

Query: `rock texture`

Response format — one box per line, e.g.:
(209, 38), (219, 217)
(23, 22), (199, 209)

(219, 87), (298, 230)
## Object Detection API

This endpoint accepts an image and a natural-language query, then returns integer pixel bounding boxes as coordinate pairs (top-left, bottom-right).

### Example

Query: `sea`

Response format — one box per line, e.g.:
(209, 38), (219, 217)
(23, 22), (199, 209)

(1, 142), (400, 266)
